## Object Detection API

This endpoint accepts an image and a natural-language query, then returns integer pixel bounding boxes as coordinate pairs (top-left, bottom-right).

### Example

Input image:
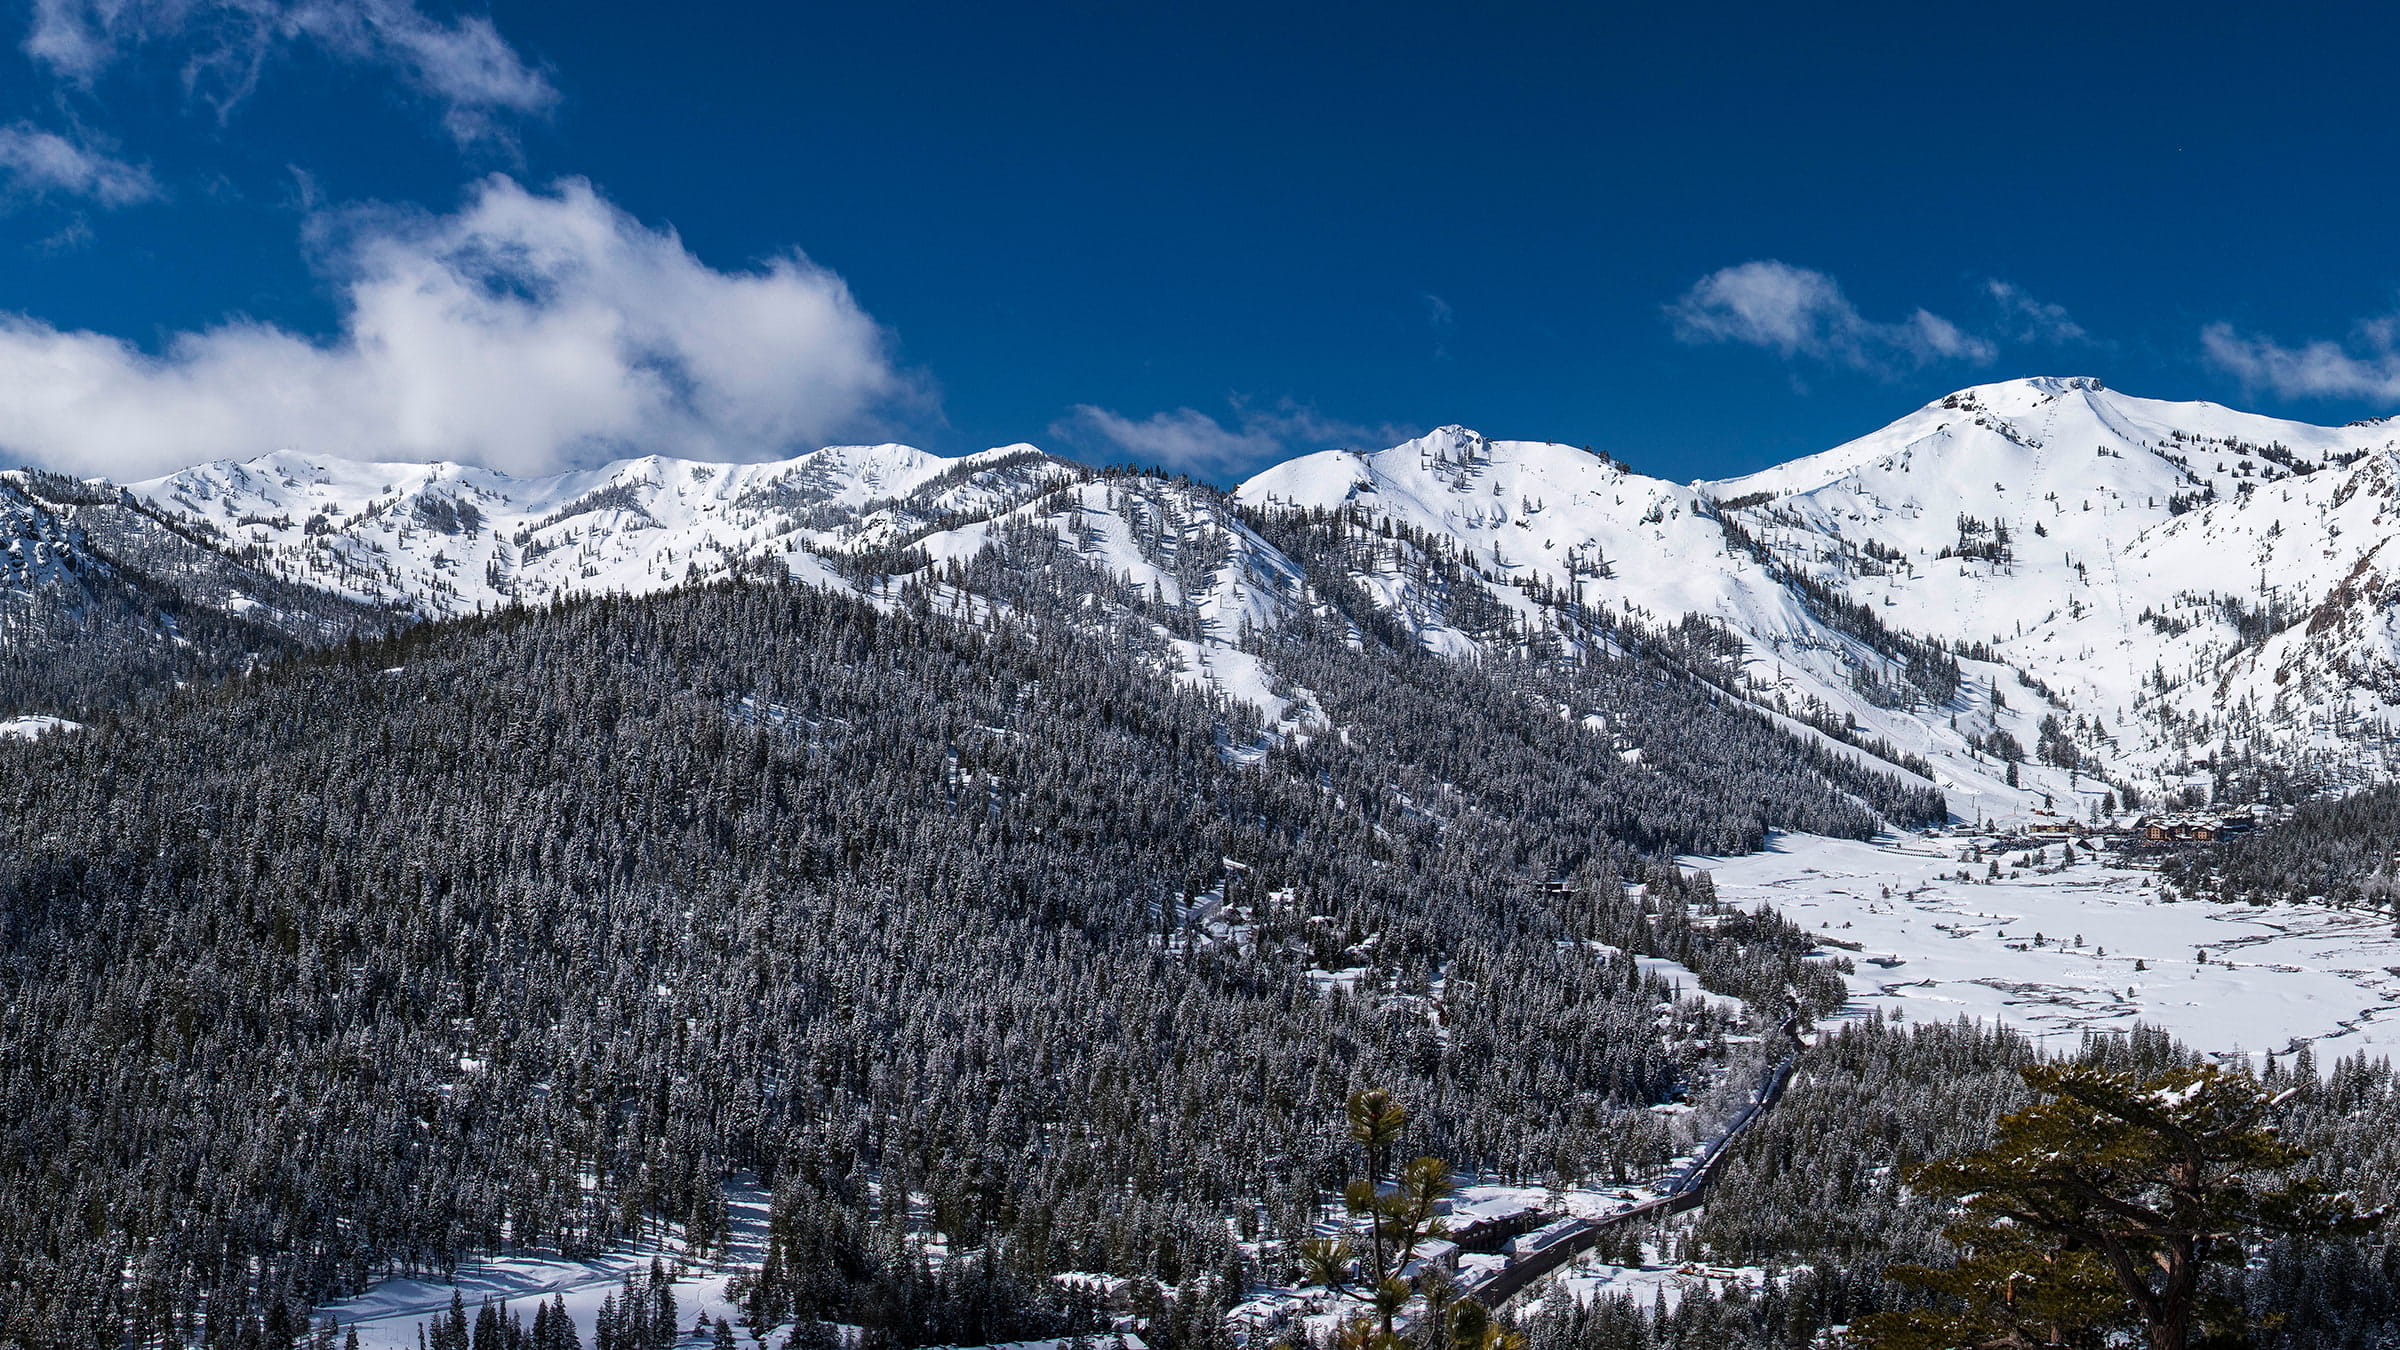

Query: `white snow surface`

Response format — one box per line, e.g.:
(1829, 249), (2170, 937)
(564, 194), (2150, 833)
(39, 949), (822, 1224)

(0, 714), (80, 739)
(314, 1180), (1147, 1350)
(1702, 378), (2400, 802)
(1542, 1253), (1767, 1317)
(1695, 831), (2400, 1063)
(129, 446), (1329, 726)
(317, 1179), (772, 1350)
(1238, 381), (2400, 813)
(131, 443), (1052, 615)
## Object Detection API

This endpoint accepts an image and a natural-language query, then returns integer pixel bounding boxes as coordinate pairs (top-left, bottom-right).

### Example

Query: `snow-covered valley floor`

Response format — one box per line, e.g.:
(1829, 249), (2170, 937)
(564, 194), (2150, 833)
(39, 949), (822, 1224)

(1695, 831), (2400, 1062)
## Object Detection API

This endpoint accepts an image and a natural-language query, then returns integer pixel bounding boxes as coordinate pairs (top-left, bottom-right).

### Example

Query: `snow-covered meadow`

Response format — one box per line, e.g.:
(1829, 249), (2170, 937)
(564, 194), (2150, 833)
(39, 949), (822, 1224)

(1697, 831), (2400, 1063)
(0, 713), (80, 740)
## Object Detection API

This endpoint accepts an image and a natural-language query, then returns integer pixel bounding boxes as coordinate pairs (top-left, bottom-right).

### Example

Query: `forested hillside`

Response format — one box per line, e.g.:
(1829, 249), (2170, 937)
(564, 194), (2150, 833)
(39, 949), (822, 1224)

(2162, 783), (2400, 910)
(7, 385), (2400, 1349)
(0, 554), (1916, 1349)
(0, 469), (391, 716)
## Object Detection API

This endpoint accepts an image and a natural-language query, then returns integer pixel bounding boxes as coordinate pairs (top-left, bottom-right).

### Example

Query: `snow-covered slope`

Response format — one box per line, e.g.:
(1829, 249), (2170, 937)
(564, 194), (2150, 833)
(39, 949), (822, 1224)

(1239, 381), (2400, 817)
(1701, 378), (2400, 800)
(132, 444), (1330, 737)
(90, 376), (2400, 819)
(131, 442), (1072, 613)
(0, 468), (388, 714)
(1237, 426), (2022, 807)
(1240, 428), (1785, 653)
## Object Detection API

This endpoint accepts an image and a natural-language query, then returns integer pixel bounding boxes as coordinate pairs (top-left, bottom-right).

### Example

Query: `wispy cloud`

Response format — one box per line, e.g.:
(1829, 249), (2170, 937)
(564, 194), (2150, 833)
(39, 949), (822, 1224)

(1422, 292), (1454, 359)
(2202, 313), (2400, 402)
(0, 176), (915, 479)
(1056, 400), (1414, 479)
(1667, 260), (1995, 373)
(1985, 279), (2090, 346)
(25, 0), (556, 146)
(0, 123), (160, 205)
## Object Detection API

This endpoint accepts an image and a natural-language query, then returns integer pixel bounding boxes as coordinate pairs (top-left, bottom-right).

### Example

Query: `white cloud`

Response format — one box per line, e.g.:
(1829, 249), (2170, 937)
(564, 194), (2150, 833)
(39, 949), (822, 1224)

(2202, 315), (2400, 402)
(1667, 260), (1996, 372)
(0, 124), (160, 205)
(1985, 279), (2089, 345)
(1058, 401), (1412, 479)
(1423, 292), (1454, 359)
(0, 175), (912, 479)
(25, 0), (556, 145)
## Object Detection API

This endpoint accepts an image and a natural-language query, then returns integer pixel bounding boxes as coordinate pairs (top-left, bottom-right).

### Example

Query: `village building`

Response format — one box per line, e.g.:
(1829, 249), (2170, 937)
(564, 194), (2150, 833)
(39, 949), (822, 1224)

(2129, 811), (2258, 843)
(1505, 1216), (1583, 1260)
(1400, 1237), (1461, 1280)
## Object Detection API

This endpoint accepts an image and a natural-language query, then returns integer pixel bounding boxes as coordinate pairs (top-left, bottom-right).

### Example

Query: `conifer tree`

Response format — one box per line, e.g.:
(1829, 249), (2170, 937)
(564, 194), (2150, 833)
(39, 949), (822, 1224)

(1858, 1062), (2380, 1350)
(1298, 1089), (1459, 1348)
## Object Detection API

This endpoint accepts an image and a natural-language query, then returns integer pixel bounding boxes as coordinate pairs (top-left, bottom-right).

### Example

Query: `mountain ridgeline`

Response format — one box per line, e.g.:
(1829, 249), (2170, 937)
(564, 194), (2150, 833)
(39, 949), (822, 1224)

(12, 376), (2400, 815)
(0, 468), (392, 717)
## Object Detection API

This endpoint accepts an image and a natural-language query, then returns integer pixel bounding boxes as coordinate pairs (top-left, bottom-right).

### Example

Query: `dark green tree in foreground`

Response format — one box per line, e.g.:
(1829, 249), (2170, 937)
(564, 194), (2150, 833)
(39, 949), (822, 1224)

(1857, 1062), (2379, 1350)
(1300, 1089), (1450, 1346)
(1298, 1090), (1519, 1350)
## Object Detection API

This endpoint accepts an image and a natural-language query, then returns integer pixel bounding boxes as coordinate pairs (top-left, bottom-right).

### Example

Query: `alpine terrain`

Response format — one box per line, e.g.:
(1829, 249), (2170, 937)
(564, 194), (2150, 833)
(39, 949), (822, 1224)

(7, 379), (2400, 1350)
(25, 374), (2400, 817)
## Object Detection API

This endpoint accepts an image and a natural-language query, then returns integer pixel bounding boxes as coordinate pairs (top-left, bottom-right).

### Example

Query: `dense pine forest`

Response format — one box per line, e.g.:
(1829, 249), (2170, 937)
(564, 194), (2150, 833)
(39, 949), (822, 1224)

(0, 550), (1923, 1350)
(2163, 782), (2400, 912)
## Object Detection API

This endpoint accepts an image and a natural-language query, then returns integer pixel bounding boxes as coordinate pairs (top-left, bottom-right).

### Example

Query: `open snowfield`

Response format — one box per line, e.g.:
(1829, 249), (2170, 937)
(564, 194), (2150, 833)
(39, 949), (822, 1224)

(1695, 831), (2400, 1062)
(316, 1181), (771, 1350)
(0, 714), (80, 740)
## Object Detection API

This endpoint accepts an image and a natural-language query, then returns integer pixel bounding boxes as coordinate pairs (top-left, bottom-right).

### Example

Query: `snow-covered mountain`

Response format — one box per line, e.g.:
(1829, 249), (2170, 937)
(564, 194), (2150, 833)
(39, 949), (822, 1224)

(19, 374), (2400, 820)
(0, 467), (386, 714)
(131, 442), (1075, 611)
(1240, 377), (2400, 816)
(1699, 377), (2400, 802)
(130, 440), (1328, 737)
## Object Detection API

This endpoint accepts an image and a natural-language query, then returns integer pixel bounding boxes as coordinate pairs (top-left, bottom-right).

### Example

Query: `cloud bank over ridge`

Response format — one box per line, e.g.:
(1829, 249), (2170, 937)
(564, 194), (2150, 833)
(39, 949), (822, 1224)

(2205, 313), (2400, 403)
(1056, 401), (1416, 480)
(0, 176), (913, 479)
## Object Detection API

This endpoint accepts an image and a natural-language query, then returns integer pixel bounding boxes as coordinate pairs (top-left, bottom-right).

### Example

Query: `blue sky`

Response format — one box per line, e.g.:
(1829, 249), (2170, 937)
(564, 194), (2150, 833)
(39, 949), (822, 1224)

(2, 0), (2397, 482)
